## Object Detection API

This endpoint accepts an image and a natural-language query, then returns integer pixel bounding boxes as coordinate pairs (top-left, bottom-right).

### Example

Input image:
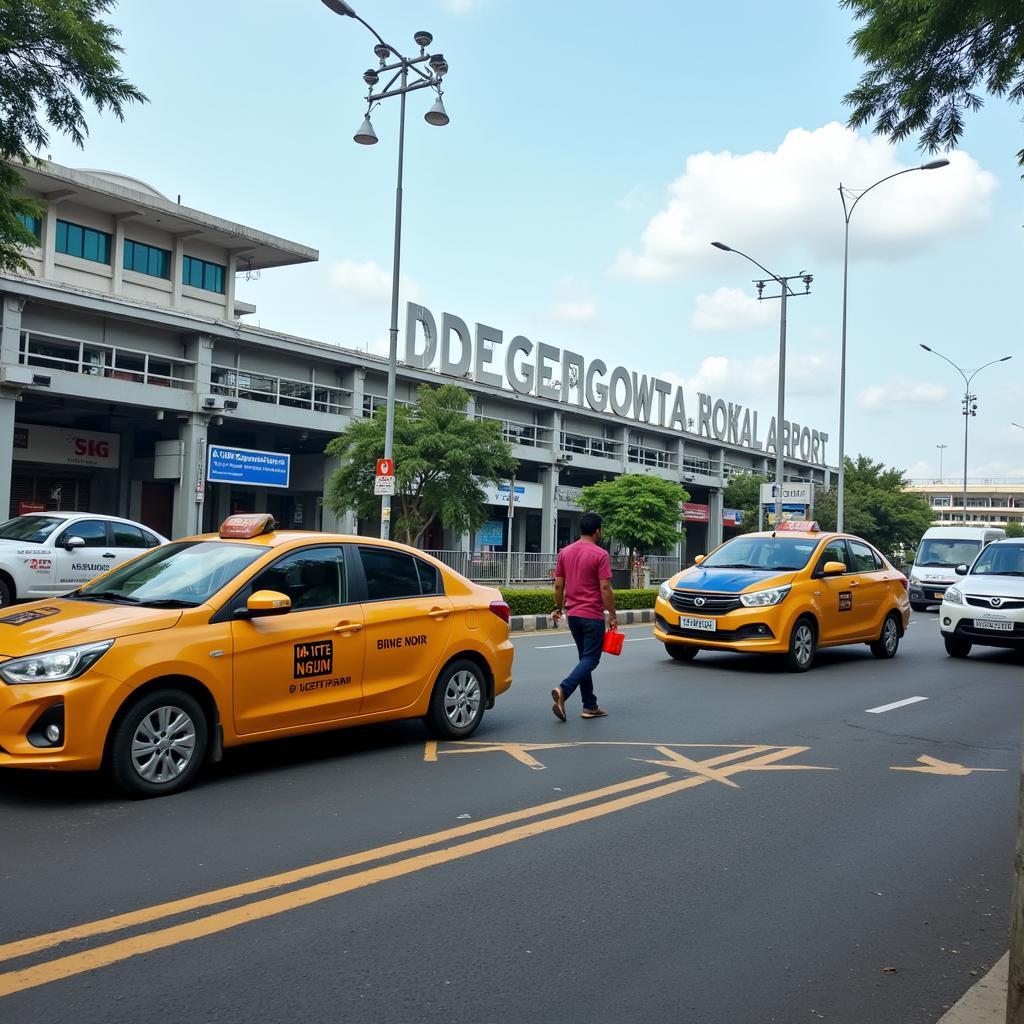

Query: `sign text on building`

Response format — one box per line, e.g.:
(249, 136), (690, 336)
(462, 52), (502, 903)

(207, 445), (290, 488)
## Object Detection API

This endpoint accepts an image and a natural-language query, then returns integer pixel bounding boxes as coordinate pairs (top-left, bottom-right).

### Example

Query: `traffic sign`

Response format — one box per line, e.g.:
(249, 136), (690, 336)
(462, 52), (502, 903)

(376, 458), (394, 478)
(374, 457), (395, 495)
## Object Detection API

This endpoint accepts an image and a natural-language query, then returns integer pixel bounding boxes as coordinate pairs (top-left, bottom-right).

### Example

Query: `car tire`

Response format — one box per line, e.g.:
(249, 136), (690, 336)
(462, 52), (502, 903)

(910, 601), (929, 613)
(870, 612), (901, 659)
(785, 617), (817, 672)
(108, 689), (208, 798)
(665, 644), (698, 662)
(0, 578), (11, 608)
(944, 635), (972, 659)
(424, 658), (486, 740)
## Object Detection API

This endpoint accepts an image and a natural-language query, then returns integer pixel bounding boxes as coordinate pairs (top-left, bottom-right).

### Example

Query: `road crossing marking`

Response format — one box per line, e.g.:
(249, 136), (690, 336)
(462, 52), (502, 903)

(865, 696), (929, 714)
(890, 755), (1007, 776)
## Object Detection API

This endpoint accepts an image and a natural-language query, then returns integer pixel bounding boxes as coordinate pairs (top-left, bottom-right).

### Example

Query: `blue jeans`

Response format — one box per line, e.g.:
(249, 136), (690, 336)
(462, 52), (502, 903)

(559, 616), (605, 711)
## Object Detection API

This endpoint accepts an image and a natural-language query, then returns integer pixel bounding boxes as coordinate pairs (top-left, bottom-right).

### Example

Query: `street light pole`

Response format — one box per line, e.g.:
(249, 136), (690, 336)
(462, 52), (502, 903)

(919, 345), (1012, 525)
(320, 0), (449, 540)
(712, 243), (811, 527)
(836, 159), (949, 531)
(936, 443), (948, 482)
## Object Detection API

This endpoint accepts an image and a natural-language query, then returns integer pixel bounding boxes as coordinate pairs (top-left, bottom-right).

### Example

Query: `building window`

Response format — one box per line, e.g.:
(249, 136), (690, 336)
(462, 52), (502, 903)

(55, 219), (111, 264)
(124, 239), (171, 279)
(182, 255), (225, 294)
(16, 212), (42, 241)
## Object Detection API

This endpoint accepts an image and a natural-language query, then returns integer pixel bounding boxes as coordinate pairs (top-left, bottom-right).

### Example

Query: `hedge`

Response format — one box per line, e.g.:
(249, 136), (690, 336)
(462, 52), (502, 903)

(498, 588), (657, 617)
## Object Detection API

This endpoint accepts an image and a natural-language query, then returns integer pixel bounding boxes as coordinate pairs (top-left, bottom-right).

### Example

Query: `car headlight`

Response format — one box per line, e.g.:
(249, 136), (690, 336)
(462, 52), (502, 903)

(943, 587), (963, 605)
(659, 580), (674, 601)
(740, 585), (792, 608)
(0, 640), (114, 685)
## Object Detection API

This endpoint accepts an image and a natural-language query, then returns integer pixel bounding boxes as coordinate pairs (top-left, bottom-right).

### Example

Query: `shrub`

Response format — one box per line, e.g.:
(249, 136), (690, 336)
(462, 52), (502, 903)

(499, 588), (657, 617)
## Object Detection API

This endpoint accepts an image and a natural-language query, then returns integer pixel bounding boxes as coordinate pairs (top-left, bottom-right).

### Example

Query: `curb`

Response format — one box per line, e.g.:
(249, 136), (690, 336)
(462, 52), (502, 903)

(510, 609), (655, 633)
(937, 952), (1006, 1023)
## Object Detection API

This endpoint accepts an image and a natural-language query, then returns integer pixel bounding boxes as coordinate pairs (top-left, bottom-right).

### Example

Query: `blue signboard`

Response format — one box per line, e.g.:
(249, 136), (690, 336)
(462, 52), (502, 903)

(207, 445), (290, 488)
(477, 520), (504, 547)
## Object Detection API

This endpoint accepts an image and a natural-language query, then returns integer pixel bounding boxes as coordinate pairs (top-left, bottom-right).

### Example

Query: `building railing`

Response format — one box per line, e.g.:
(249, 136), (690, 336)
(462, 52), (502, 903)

(424, 549), (683, 584)
(560, 431), (622, 459)
(477, 415), (554, 449)
(682, 454), (722, 477)
(362, 394), (414, 418)
(211, 365), (351, 415)
(20, 329), (195, 389)
(627, 444), (676, 470)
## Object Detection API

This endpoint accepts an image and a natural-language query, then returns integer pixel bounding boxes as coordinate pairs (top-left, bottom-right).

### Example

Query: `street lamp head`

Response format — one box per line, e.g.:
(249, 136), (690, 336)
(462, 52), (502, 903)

(710, 241), (731, 251)
(1000, 355), (1013, 362)
(353, 115), (378, 145)
(424, 97), (449, 127)
(320, 0), (356, 15)
(363, 68), (379, 86)
(373, 43), (391, 63)
(414, 30), (433, 48)
(428, 52), (448, 75)
(921, 158), (950, 170)
(919, 344), (932, 352)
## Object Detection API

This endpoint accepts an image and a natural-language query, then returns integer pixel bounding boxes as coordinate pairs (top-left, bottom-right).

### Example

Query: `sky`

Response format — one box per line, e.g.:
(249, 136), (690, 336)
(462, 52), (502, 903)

(41, 0), (1024, 482)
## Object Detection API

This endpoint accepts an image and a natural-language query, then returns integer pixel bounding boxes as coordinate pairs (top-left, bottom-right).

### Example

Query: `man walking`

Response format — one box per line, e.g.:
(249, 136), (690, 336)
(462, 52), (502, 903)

(550, 512), (618, 721)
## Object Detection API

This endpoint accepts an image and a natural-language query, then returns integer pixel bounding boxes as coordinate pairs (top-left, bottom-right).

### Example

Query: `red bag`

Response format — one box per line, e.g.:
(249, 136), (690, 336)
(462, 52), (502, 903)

(602, 629), (625, 656)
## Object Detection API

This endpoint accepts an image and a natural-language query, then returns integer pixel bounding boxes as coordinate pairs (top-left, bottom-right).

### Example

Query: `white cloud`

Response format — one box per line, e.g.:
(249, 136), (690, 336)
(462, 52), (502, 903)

(611, 122), (996, 280)
(616, 185), (646, 211)
(857, 379), (948, 411)
(329, 260), (422, 305)
(691, 287), (775, 333)
(553, 300), (597, 324)
(440, 0), (482, 12)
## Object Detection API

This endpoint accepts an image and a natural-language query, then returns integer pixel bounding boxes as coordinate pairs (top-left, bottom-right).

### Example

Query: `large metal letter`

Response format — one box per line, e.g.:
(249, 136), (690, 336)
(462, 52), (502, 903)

(404, 303), (437, 368)
(535, 343), (561, 401)
(585, 359), (609, 412)
(474, 322), (504, 388)
(609, 366), (632, 417)
(507, 336), (535, 394)
(441, 313), (472, 376)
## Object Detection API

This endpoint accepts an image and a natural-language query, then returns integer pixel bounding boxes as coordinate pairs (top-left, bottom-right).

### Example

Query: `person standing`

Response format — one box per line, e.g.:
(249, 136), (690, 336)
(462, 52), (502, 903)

(550, 512), (618, 721)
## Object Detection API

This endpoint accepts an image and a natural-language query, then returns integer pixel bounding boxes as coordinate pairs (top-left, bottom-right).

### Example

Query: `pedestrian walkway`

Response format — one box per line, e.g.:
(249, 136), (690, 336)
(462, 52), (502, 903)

(938, 953), (1007, 1023)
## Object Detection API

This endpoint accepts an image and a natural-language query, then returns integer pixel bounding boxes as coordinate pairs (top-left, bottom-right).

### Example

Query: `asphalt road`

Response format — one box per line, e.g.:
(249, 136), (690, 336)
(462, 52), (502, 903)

(2, 611), (1022, 1024)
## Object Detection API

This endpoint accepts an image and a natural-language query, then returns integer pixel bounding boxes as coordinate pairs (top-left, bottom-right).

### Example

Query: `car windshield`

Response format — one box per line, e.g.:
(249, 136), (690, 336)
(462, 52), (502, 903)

(915, 538), (982, 568)
(73, 541), (265, 607)
(0, 515), (64, 544)
(970, 543), (1024, 577)
(700, 535), (818, 572)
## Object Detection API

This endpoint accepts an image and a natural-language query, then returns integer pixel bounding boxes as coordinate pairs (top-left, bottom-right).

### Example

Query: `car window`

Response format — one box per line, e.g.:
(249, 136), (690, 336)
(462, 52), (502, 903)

(0, 515), (64, 544)
(111, 523), (147, 548)
(251, 547), (347, 610)
(847, 540), (880, 573)
(915, 538), (981, 568)
(700, 535), (818, 571)
(359, 546), (423, 600)
(58, 519), (108, 548)
(971, 542), (1024, 576)
(415, 558), (442, 596)
(142, 530), (162, 549)
(815, 540), (849, 573)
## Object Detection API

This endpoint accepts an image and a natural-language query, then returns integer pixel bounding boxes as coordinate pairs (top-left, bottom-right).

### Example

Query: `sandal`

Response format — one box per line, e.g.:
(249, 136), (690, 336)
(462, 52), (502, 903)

(551, 688), (566, 722)
(581, 707), (608, 718)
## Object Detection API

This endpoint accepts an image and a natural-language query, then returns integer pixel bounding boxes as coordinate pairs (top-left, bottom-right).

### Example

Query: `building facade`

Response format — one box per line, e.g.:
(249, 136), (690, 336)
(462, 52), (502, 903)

(904, 481), (1024, 529)
(1, 161), (836, 580)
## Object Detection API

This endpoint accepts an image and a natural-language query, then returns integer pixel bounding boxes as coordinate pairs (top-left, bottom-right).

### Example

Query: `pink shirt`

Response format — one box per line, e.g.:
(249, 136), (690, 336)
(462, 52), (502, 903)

(555, 540), (612, 620)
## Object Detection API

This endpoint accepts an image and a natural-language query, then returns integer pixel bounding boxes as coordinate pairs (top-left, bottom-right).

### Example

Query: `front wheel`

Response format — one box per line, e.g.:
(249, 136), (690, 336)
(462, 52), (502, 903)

(108, 689), (208, 798)
(944, 635), (972, 659)
(425, 659), (486, 739)
(665, 644), (698, 662)
(0, 578), (12, 608)
(870, 612), (901, 659)
(786, 618), (817, 672)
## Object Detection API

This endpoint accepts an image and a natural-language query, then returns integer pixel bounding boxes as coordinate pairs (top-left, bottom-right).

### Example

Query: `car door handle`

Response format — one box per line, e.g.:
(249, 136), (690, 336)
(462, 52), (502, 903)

(102, 553), (117, 559)
(848, 580), (860, 587)
(333, 621), (363, 635)
(428, 607), (451, 620)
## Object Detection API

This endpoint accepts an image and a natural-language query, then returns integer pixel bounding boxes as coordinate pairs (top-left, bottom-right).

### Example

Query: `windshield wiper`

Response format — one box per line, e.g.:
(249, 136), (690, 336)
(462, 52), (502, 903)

(976, 570), (1024, 576)
(771, 565), (804, 571)
(705, 563), (762, 569)
(138, 598), (200, 608)
(918, 561), (953, 567)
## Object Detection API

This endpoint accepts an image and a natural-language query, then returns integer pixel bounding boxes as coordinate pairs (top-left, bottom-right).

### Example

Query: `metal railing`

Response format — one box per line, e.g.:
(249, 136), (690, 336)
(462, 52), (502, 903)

(681, 454), (722, 477)
(560, 431), (622, 459)
(627, 444), (676, 470)
(211, 365), (351, 414)
(424, 549), (683, 584)
(477, 415), (553, 450)
(20, 329), (195, 389)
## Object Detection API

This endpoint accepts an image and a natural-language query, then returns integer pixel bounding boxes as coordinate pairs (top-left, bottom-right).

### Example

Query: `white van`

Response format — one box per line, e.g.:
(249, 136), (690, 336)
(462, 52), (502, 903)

(908, 525), (1006, 610)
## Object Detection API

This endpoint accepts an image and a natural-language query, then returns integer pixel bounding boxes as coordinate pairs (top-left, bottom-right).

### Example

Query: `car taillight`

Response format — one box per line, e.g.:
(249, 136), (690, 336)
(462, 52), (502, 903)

(489, 600), (511, 623)
(898, 576), (908, 591)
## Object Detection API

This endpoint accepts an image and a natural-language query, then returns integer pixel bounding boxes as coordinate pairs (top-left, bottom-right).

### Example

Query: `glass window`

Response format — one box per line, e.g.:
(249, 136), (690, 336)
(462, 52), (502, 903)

(416, 558), (442, 596)
(815, 540), (849, 573)
(914, 538), (982, 568)
(971, 542), (1024, 576)
(76, 541), (264, 606)
(0, 515), (64, 544)
(55, 219), (111, 265)
(58, 519), (109, 548)
(847, 540), (881, 573)
(359, 546), (423, 601)
(15, 212), (41, 241)
(701, 535), (818, 572)
(183, 255), (226, 294)
(124, 239), (171, 279)
(250, 546), (346, 610)
(111, 523), (147, 548)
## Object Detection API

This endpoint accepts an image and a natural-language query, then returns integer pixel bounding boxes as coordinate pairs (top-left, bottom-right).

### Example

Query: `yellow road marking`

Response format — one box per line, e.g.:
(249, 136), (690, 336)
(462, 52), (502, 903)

(0, 745), (828, 998)
(0, 771), (668, 965)
(890, 755), (1008, 776)
(422, 740), (438, 762)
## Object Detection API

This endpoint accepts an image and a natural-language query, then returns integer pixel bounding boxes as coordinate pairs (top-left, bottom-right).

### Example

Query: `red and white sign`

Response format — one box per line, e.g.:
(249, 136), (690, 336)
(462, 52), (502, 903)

(376, 459), (394, 477)
(17, 500), (47, 515)
(374, 458), (395, 497)
(13, 424), (120, 469)
(776, 520), (820, 533)
(682, 502), (710, 523)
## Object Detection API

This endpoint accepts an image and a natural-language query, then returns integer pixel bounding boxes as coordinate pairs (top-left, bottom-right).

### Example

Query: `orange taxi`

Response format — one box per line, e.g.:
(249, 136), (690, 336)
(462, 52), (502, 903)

(0, 514), (513, 796)
(654, 522), (910, 671)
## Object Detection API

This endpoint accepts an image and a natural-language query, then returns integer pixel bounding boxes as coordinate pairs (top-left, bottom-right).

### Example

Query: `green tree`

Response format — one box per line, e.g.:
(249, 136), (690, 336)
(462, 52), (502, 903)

(1, 0), (146, 272)
(813, 455), (934, 557)
(579, 474), (689, 568)
(1006, 520), (1024, 538)
(324, 383), (516, 547)
(842, 0), (1024, 169)
(722, 473), (768, 534)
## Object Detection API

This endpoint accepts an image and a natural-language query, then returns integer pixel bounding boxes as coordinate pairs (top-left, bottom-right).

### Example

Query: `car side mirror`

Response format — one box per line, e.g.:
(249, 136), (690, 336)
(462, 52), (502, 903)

(243, 590), (292, 618)
(822, 561), (847, 577)
(64, 536), (85, 551)
(955, 564), (969, 576)
(693, 554), (705, 565)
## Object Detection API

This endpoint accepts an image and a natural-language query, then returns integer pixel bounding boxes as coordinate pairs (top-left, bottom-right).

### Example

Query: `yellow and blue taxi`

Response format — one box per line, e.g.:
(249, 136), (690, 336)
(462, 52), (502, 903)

(0, 514), (513, 797)
(654, 522), (910, 671)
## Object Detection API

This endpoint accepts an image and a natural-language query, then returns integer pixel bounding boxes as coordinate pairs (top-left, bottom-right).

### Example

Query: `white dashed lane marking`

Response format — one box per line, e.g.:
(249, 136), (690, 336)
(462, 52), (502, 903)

(865, 696), (929, 714)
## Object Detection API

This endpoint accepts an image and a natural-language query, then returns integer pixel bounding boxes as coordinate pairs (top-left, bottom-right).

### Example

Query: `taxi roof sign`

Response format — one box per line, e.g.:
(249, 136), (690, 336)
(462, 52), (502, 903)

(775, 520), (820, 533)
(219, 513), (277, 539)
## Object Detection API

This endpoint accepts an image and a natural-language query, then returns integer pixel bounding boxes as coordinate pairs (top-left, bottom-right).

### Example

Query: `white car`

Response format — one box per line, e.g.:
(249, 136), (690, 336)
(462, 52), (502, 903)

(939, 538), (1024, 658)
(0, 513), (167, 607)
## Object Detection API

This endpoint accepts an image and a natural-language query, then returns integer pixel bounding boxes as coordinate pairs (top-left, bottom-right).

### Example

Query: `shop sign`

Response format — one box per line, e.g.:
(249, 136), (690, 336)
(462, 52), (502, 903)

(207, 445), (290, 488)
(17, 501), (47, 515)
(555, 485), (583, 507)
(482, 480), (543, 509)
(12, 424), (120, 469)
(477, 521), (504, 547)
(683, 502), (710, 523)
(759, 482), (813, 505)
(723, 508), (745, 527)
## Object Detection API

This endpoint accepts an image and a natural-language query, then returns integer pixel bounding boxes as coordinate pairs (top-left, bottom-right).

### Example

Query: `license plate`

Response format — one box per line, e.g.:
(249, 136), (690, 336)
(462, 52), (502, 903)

(975, 618), (1013, 631)
(678, 616), (716, 632)
(932, 591), (946, 600)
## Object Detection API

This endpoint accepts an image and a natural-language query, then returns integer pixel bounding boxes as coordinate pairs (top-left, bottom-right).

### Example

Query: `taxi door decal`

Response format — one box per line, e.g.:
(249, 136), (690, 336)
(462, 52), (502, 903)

(839, 592), (853, 612)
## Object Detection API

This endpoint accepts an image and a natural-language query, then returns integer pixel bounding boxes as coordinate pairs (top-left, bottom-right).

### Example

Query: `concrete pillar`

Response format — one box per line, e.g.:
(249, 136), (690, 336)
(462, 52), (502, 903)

(540, 465), (557, 553)
(184, 333), (214, 392)
(1, 293), (24, 363)
(350, 367), (366, 419)
(172, 414), (208, 538)
(0, 392), (17, 519)
(117, 425), (135, 518)
(708, 488), (724, 550)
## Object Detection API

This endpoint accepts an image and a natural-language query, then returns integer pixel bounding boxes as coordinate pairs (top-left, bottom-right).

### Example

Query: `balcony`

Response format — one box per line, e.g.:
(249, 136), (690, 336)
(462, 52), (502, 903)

(627, 443), (677, 470)
(212, 365), (351, 415)
(560, 431), (622, 460)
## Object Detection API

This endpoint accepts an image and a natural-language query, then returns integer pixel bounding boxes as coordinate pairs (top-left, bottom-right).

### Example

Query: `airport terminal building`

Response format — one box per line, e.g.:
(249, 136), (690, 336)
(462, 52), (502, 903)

(0, 161), (836, 579)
